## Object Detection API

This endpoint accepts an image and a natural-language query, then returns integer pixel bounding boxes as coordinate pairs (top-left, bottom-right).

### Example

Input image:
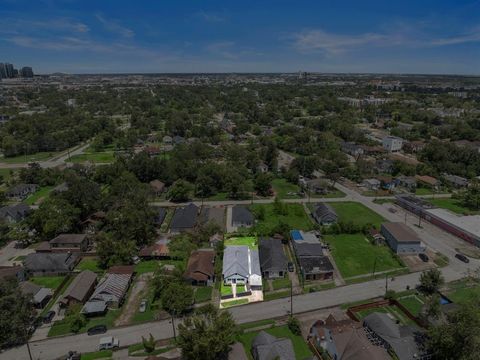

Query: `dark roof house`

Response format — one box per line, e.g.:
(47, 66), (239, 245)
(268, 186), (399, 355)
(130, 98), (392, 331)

(49, 234), (89, 252)
(251, 331), (295, 360)
(0, 203), (30, 223)
(62, 270), (97, 305)
(258, 238), (287, 279)
(24, 253), (79, 276)
(170, 203), (198, 233)
(232, 205), (254, 228)
(184, 249), (215, 285)
(5, 183), (38, 200)
(0, 265), (25, 282)
(312, 203), (338, 225)
(152, 207), (167, 225)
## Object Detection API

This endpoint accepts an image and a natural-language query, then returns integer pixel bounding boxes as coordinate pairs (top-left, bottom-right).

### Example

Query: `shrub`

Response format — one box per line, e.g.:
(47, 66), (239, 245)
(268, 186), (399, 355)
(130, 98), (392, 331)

(287, 316), (301, 336)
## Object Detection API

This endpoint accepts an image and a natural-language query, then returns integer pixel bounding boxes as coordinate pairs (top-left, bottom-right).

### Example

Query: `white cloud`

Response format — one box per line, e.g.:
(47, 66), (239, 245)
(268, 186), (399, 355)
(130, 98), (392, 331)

(95, 13), (134, 38)
(0, 18), (90, 35)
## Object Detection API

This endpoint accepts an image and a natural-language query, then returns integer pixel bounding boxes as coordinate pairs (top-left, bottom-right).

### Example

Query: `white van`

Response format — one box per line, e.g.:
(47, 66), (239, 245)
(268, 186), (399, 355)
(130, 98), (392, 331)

(99, 336), (119, 350)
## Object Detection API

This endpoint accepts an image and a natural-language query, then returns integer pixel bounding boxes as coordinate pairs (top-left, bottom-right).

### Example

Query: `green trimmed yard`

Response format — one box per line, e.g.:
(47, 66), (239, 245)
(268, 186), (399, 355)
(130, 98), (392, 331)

(324, 233), (405, 278)
(398, 294), (425, 316)
(429, 198), (480, 215)
(0, 168), (18, 183)
(25, 186), (54, 205)
(221, 283), (233, 296)
(194, 286), (213, 303)
(30, 276), (65, 289)
(222, 298), (249, 308)
(445, 279), (480, 304)
(238, 325), (312, 360)
(76, 257), (103, 273)
(329, 202), (385, 227)
(225, 236), (257, 249)
(69, 151), (116, 164)
(271, 277), (291, 290)
(134, 259), (184, 275)
(251, 203), (313, 235)
(80, 350), (112, 360)
(272, 179), (302, 199)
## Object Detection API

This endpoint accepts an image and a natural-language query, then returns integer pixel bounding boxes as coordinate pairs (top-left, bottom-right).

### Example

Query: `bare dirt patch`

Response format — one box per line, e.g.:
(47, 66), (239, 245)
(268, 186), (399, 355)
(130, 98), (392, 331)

(115, 273), (152, 326)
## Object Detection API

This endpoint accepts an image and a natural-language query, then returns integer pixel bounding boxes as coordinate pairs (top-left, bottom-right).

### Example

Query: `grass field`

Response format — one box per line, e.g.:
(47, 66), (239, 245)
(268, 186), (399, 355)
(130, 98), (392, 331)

(398, 295), (425, 316)
(222, 298), (249, 308)
(134, 259), (184, 275)
(69, 151), (116, 164)
(0, 168), (18, 183)
(0, 151), (59, 164)
(238, 325), (312, 360)
(355, 305), (416, 326)
(264, 290), (291, 301)
(429, 198), (480, 215)
(445, 279), (480, 303)
(30, 276), (65, 289)
(251, 203), (313, 235)
(271, 277), (291, 290)
(25, 186), (54, 205)
(80, 350), (113, 360)
(225, 236), (257, 249)
(194, 286), (213, 303)
(272, 179), (302, 199)
(324, 233), (405, 278)
(220, 283), (233, 296)
(329, 202), (385, 228)
(75, 257), (103, 273)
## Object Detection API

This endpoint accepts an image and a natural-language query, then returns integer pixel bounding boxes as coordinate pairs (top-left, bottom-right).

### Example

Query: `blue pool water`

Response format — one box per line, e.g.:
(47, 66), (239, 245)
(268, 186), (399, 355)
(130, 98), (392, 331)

(291, 230), (303, 241)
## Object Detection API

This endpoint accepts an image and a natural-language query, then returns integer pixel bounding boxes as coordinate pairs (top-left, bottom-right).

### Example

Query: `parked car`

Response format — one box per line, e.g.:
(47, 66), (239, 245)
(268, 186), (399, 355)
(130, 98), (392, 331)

(418, 253), (429, 262)
(66, 351), (81, 360)
(455, 253), (470, 263)
(43, 310), (55, 324)
(139, 299), (147, 313)
(287, 262), (294, 272)
(87, 325), (107, 336)
(99, 336), (119, 350)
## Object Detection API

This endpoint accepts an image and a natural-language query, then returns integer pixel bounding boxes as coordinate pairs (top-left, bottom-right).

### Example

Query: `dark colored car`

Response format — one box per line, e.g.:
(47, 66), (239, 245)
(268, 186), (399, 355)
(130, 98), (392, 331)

(418, 253), (429, 262)
(87, 325), (107, 336)
(43, 310), (55, 324)
(455, 253), (470, 263)
(287, 262), (294, 272)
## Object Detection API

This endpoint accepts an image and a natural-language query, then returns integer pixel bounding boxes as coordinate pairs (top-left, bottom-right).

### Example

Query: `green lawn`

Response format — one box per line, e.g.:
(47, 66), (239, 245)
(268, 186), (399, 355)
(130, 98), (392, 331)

(222, 298), (249, 308)
(25, 186), (54, 205)
(398, 295), (425, 316)
(48, 308), (121, 337)
(225, 236), (258, 249)
(238, 325), (312, 360)
(325, 233), (405, 278)
(194, 286), (213, 303)
(239, 319), (275, 331)
(429, 198), (480, 215)
(134, 259), (184, 275)
(251, 203), (313, 235)
(272, 179), (302, 199)
(76, 257), (103, 273)
(0, 168), (18, 183)
(30, 276), (65, 289)
(220, 283), (233, 296)
(0, 151), (59, 164)
(415, 187), (435, 195)
(445, 280), (480, 304)
(80, 350), (112, 360)
(69, 151), (116, 164)
(329, 202), (385, 228)
(271, 277), (291, 290)
(264, 290), (291, 301)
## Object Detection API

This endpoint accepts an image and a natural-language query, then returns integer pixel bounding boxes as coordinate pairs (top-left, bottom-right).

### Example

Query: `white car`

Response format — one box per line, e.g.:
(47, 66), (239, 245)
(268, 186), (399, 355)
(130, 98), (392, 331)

(99, 336), (119, 350)
(139, 299), (147, 313)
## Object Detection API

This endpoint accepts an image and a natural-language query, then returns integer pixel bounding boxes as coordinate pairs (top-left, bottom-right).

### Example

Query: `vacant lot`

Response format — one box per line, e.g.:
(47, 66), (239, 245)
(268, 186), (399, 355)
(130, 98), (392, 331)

(324, 233), (405, 278)
(134, 259), (184, 275)
(251, 203), (313, 235)
(30, 276), (65, 289)
(445, 279), (480, 303)
(194, 286), (213, 303)
(225, 236), (257, 249)
(271, 179), (302, 199)
(397, 294), (425, 316)
(69, 151), (116, 164)
(355, 305), (416, 326)
(238, 325), (312, 360)
(25, 186), (54, 205)
(75, 257), (103, 273)
(429, 198), (480, 215)
(329, 202), (385, 228)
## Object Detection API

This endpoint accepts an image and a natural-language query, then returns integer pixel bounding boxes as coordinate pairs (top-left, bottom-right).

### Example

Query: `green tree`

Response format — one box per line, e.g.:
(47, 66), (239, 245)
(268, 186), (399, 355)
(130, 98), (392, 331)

(96, 232), (136, 268)
(161, 282), (194, 315)
(142, 333), (156, 353)
(419, 268), (445, 296)
(287, 316), (301, 336)
(68, 305), (87, 333)
(177, 305), (237, 360)
(0, 278), (35, 348)
(168, 180), (193, 202)
(254, 173), (272, 197)
(427, 299), (480, 359)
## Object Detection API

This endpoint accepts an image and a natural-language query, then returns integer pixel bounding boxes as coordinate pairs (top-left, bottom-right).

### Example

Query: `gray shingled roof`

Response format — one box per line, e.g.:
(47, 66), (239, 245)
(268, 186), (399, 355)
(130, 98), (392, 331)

(232, 205), (254, 224)
(0, 203), (30, 222)
(222, 246), (249, 279)
(170, 203), (198, 230)
(24, 253), (78, 272)
(259, 238), (287, 273)
(313, 203), (338, 223)
(63, 270), (97, 302)
(89, 273), (131, 304)
(252, 331), (295, 360)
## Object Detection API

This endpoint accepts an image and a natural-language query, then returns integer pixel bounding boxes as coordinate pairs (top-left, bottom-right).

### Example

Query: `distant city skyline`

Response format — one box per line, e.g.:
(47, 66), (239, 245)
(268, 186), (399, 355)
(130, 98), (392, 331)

(1, 0), (480, 75)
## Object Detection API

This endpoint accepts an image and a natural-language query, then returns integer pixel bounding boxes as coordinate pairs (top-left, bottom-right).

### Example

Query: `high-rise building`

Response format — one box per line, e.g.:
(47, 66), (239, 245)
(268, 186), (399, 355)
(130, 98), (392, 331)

(20, 67), (34, 78)
(4, 63), (14, 78)
(0, 63), (6, 79)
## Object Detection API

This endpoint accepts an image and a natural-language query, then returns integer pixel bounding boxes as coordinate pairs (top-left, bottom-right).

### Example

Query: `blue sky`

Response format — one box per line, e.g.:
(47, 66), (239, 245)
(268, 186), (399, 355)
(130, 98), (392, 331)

(1, 0), (480, 74)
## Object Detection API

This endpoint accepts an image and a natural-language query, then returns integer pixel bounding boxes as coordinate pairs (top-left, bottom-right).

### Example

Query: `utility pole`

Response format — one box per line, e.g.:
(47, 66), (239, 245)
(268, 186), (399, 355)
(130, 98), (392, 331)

(171, 313), (176, 341)
(372, 257), (377, 279)
(290, 281), (293, 315)
(385, 273), (388, 293)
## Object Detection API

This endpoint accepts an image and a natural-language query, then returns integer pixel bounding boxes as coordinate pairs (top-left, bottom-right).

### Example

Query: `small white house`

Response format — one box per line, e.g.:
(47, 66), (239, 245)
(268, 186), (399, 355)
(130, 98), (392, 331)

(382, 136), (403, 152)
